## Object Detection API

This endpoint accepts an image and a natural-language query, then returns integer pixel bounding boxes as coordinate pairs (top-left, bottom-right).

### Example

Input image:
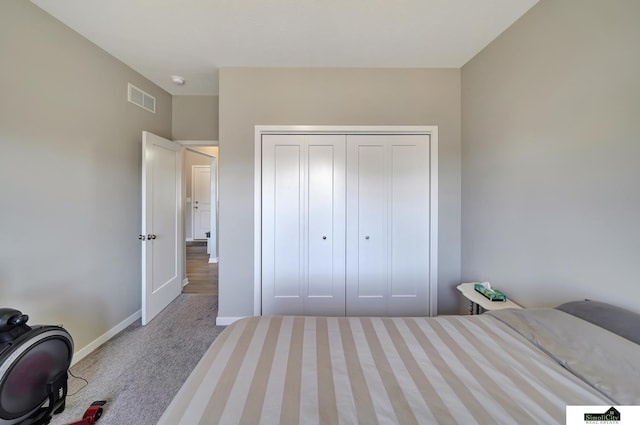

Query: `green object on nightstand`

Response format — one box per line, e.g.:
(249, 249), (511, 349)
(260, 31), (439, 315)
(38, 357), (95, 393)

(474, 283), (507, 301)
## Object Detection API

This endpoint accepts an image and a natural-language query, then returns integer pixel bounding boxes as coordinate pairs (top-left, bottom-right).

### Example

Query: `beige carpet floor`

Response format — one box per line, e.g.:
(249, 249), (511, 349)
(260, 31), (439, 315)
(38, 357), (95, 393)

(49, 294), (224, 425)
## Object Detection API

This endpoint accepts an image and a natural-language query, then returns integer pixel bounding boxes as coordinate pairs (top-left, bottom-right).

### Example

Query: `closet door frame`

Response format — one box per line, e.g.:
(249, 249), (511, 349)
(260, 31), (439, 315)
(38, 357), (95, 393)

(254, 125), (439, 316)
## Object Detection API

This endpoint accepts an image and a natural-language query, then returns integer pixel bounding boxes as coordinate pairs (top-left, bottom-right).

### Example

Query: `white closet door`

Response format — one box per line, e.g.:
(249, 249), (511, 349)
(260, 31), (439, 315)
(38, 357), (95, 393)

(346, 134), (430, 316)
(262, 134), (345, 316)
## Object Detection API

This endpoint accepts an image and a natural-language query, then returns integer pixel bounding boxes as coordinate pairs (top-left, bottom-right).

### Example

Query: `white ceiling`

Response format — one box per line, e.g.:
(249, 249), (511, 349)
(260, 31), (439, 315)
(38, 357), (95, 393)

(31, 0), (539, 95)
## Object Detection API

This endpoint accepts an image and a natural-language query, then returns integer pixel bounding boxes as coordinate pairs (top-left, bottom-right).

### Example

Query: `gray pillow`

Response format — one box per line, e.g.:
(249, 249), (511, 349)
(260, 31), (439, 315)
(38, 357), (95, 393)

(556, 300), (640, 345)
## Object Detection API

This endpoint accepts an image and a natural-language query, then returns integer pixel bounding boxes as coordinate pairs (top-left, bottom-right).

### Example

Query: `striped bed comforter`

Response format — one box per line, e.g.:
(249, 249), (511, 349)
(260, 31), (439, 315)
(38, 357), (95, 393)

(158, 309), (639, 425)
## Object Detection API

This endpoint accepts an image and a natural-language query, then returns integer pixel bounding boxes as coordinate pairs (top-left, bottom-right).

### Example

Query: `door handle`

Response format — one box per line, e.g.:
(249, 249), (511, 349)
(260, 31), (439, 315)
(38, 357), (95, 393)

(194, 206), (198, 209)
(147, 234), (157, 240)
(138, 234), (146, 241)
(365, 236), (370, 240)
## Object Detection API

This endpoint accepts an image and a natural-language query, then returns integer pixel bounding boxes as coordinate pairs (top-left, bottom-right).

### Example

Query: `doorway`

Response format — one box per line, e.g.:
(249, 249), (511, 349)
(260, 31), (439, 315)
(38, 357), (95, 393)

(182, 144), (218, 296)
(253, 126), (439, 317)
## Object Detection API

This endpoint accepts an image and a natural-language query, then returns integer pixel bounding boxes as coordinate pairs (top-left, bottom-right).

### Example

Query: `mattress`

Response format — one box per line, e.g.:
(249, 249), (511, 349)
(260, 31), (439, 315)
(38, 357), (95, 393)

(157, 309), (640, 424)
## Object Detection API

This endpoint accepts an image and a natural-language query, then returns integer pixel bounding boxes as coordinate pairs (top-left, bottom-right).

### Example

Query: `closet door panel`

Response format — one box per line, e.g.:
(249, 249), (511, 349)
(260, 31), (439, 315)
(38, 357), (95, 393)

(388, 140), (430, 315)
(355, 145), (387, 297)
(262, 134), (345, 316)
(347, 134), (431, 317)
(305, 138), (346, 316)
(307, 145), (334, 296)
(273, 145), (302, 298)
(346, 140), (387, 315)
(262, 138), (303, 315)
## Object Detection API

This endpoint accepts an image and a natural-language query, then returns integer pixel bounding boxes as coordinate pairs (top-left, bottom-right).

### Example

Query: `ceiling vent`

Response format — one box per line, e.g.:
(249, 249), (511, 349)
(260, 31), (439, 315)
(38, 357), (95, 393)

(128, 83), (156, 113)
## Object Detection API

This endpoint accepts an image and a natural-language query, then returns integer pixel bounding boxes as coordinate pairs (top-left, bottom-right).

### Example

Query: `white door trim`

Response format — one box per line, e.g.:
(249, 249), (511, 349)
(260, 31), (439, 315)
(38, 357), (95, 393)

(209, 155), (218, 263)
(179, 140), (219, 146)
(254, 125), (439, 317)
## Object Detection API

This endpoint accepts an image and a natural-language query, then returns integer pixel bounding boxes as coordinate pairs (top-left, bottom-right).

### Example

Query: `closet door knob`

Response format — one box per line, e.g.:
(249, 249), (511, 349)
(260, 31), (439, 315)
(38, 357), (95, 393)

(138, 235), (146, 241)
(365, 236), (370, 240)
(322, 236), (327, 240)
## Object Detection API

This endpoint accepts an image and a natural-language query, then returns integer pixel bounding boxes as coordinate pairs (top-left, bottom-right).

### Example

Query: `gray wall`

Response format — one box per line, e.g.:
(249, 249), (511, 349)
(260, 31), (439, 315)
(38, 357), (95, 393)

(461, 0), (640, 312)
(218, 68), (462, 318)
(172, 95), (219, 140)
(0, 1), (172, 351)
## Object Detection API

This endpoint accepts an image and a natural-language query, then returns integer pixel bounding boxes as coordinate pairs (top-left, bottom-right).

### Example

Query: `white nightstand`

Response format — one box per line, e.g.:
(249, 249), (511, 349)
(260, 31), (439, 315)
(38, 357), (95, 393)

(456, 282), (522, 315)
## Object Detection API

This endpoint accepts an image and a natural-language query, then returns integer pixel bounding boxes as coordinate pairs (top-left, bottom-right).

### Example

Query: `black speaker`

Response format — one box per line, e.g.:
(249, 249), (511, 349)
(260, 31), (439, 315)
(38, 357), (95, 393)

(0, 308), (73, 425)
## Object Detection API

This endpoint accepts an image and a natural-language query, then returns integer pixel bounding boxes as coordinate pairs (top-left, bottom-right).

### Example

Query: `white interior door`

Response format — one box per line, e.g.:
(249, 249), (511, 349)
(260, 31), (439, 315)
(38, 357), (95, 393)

(192, 165), (211, 240)
(141, 131), (183, 325)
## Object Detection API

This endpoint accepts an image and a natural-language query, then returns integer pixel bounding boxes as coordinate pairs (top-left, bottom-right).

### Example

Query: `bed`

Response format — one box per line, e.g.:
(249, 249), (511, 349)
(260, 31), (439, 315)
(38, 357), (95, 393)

(157, 301), (640, 424)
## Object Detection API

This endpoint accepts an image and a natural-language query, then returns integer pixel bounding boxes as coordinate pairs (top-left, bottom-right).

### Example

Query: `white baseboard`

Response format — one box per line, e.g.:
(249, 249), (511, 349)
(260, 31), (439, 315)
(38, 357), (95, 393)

(215, 316), (246, 326)
(182, 278), (189, 287)
(208, 256), (218, 264)
(186, 238), (194, 242)
(71, 309), (141, 366)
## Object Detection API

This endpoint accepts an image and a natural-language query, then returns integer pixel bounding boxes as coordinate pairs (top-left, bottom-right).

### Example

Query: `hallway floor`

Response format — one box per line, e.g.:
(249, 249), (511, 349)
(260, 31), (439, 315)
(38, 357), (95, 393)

(183, 241), (218, 295)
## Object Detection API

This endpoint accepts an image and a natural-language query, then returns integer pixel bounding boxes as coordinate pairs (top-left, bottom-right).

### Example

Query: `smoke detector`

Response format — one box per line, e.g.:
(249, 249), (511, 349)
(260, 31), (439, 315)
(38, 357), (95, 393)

(171, 75), (185, 85)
